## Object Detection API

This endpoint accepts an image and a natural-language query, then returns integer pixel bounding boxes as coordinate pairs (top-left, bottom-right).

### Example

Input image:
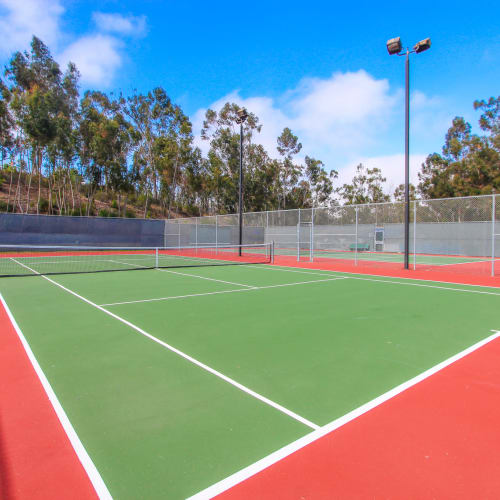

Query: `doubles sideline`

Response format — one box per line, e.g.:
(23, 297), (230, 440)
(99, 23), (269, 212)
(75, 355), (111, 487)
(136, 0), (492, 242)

(187, 329), (500, 499)
(251, 264), (500, 296)
(10, 258), (320, 433)
(0, 294), (112, 500)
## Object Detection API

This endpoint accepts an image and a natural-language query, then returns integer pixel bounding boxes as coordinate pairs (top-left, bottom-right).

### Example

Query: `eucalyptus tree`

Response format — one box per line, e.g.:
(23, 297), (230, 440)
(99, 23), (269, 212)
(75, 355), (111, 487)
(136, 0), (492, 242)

(276, 127), (302, 209)
(304, 156), (337, 207)
(79, 91), (138, 215)
(418, 103), (500, 199)
(339, 163), (390, 205)
(242, 143), (277, 212)
(4, 36), (81, 213)
(0, 79), (14, 166)
(201, 103), (261, 213)
(121, 88), (194, 217)
(474, 96), (500, 153)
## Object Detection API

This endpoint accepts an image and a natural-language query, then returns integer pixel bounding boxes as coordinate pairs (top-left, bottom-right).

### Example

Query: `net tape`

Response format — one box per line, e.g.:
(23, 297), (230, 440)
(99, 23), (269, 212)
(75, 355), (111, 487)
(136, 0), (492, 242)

(0, 243), (273, 277)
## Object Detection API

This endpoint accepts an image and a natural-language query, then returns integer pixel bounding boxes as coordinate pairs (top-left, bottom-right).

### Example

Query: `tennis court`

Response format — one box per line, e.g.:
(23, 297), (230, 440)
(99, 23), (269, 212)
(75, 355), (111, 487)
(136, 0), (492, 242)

(1, 245), (500, 499)
(277, 245), (496, 266)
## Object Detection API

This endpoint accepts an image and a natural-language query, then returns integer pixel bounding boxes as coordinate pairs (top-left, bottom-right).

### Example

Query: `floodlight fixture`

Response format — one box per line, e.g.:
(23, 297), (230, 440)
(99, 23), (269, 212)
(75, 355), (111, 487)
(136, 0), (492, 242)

(236, 108), (248, 124)
(414, 38), (431, 53)
(236, 108), (249, 254)
(386, 37), (402, 55)
(387, 35), (432, 270)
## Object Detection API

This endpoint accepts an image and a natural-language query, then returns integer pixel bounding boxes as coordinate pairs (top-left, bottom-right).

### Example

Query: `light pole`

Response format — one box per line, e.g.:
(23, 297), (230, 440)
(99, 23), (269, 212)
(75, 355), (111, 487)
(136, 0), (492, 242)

(387, 36), (431, 270)
(236, 108), (248, 256)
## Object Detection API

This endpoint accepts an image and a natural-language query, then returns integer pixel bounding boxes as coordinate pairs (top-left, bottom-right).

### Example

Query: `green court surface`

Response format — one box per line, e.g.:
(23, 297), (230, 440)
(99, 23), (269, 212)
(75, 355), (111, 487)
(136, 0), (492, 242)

(1, 262), (500, 498)
(278, 246), (492, 266)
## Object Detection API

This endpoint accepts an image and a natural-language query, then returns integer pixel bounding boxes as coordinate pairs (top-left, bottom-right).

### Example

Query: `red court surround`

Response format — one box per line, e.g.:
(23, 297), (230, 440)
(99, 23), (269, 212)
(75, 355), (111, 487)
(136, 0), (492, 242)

(0, 300), (98, 500)
(217, 337), (500, 499)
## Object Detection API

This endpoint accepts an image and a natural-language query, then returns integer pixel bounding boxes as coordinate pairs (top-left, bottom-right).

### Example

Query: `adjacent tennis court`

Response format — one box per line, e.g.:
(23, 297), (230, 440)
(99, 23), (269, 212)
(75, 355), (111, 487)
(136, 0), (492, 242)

(1, 246), (500, 499)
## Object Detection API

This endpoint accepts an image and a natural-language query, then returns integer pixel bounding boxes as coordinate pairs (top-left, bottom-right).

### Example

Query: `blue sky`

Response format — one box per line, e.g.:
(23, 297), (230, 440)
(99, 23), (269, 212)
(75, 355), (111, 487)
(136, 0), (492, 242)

(1, 0), (499, 191)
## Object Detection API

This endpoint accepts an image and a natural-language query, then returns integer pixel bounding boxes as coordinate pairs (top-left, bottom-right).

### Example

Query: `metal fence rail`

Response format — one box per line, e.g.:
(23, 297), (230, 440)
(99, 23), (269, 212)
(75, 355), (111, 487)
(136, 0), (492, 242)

(1, 194), (497, 277)
(165, 194), (499, 277)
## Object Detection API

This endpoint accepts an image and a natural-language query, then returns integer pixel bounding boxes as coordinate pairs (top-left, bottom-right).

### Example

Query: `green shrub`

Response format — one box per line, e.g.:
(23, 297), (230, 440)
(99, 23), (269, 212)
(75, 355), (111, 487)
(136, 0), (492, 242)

(125, 209), (136, 218)
(111, 199), (118, 209)
(38, 198), (49, 213)
(0, 200), (12, 211)
(94, 191), (110, 202)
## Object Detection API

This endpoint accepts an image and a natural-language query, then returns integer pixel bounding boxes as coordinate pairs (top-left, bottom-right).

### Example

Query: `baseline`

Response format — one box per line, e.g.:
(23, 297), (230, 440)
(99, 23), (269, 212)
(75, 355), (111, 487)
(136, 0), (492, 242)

(188, 330), (500, 499)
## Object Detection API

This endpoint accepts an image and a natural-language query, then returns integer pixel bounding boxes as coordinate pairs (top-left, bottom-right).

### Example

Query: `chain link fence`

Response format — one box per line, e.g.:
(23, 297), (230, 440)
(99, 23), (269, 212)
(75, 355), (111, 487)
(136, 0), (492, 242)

(2, 194), (498, 277)
(162, 194), (499, 277)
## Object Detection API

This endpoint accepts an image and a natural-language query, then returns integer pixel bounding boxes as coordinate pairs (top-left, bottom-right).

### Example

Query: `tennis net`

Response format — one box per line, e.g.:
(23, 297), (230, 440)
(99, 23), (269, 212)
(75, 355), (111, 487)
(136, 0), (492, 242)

(0, 243), (273, 277)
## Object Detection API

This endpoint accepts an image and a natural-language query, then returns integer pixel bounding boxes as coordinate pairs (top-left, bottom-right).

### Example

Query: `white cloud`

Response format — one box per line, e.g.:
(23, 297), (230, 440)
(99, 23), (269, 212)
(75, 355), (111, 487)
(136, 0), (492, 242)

(336, 154), (428, 194)
(287, 70), (397, 150)
(0, 1), (145, 87)
(410, 90), (452, 148)
(192, 91), (287, 157)
(59, 35), (124, 87)
(92, 12), (147, 36)
(194, 70), (400, 166)
(193, 70), (446, 197)
(0, 0), (64, 56)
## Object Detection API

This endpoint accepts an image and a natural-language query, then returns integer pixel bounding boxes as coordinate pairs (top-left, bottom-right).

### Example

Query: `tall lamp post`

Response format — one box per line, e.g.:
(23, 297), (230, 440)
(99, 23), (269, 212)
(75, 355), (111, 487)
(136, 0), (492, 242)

(387, 36), (431, 269)
(236, 108), (248, 256)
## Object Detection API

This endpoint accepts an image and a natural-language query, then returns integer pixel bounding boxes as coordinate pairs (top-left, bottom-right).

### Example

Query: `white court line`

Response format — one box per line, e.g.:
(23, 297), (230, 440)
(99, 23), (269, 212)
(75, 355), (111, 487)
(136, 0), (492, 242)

(101, 288), (251, 306)
(157, 267), (255, 288)
(188, 329), (500, 500)
(254, 264), (500, 296)
(100, 277), (346, 307)
(268, 261), (500, 289)
(0, 292), (112, 499)
(13, 259), (319, 431)
(107, 257), (256, 289)
(432, 258), (497, 267)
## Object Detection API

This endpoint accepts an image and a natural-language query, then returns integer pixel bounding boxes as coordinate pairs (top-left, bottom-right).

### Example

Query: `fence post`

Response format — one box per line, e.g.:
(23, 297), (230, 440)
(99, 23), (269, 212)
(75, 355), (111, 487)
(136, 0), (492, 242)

(310, 207), (314, 262)
(297, 209), (301, 262)
(155, 247), (159, 268)
(492, 194), (496, 277)
(195, 218), (198, 251)
(215, 215), (218, 254)
(178, 222), (180, 249)
(355, 207), (358, 266)
(413, 201), (417, 270)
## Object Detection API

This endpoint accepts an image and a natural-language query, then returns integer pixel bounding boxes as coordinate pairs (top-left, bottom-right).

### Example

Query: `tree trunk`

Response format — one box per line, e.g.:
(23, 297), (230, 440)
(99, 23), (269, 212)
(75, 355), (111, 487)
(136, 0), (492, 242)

(143, 189), (149, 218)
(68, 167), (75, 212)
(47, 166), (53, 215)
(37, 150), (42, 215)
(14, 166), (22, 213)
(6, 162), (14, 212)
(25, 151), (33, 214)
